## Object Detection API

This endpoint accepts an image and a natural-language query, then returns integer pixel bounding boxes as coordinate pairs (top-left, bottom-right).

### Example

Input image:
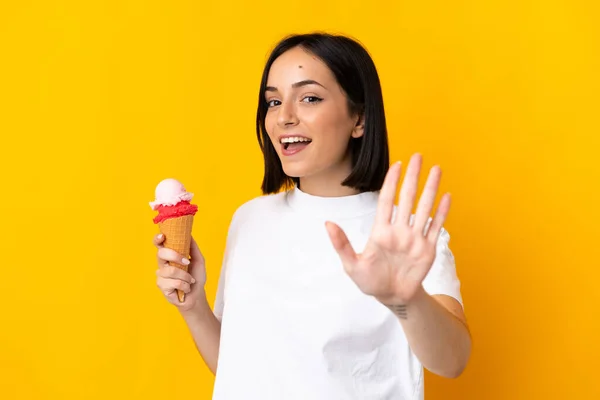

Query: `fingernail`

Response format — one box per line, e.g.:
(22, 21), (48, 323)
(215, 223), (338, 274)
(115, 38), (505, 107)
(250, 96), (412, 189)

(182, 258), (190, 265)
(191, 277), (196, 283)
(157, 234), (163, 239)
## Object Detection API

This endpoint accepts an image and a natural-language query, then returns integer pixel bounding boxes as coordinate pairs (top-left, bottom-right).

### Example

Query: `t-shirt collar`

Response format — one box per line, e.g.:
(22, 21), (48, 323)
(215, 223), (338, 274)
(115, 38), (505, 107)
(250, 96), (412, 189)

(285, 184), (380, 219)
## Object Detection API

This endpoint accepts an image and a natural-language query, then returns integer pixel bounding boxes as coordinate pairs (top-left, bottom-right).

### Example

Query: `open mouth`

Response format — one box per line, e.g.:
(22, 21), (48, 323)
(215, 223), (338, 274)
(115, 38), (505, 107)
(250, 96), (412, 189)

(281, 137), (312, 152)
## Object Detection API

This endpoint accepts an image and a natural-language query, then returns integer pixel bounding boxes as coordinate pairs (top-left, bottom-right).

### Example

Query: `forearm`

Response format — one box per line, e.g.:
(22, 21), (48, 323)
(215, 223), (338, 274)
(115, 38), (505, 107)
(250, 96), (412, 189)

(382, 287), (471, 378)
(180, 292), (222, 375)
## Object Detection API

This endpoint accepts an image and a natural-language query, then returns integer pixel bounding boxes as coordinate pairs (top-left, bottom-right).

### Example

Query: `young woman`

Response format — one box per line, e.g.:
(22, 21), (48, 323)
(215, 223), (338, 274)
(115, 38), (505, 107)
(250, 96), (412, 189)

(154, 33), (471, 399)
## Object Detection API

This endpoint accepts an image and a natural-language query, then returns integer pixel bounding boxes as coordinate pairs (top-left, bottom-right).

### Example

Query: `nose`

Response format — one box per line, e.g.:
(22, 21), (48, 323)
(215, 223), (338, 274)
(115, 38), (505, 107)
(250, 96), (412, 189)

(276, 100), (299, 128)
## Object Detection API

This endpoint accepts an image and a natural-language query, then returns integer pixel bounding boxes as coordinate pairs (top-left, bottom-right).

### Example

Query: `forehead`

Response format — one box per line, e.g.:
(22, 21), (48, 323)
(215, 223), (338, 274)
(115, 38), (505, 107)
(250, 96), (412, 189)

(267, 47), (336, 85)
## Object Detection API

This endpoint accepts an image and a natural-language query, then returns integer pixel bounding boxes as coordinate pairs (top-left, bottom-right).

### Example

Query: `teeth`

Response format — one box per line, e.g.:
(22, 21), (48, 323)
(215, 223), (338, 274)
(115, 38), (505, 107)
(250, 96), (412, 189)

(280, 137), (312, 144)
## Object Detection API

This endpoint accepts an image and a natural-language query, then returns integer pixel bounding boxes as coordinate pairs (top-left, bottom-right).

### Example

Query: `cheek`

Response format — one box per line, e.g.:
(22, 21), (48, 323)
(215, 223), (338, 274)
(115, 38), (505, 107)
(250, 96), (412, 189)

(264, 113), (276, 141)
(310, 111), (352, 145)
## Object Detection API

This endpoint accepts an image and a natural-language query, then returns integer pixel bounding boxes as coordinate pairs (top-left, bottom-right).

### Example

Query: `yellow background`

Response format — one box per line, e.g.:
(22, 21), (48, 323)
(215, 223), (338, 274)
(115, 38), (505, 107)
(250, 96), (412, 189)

(1, 1), (598, 399)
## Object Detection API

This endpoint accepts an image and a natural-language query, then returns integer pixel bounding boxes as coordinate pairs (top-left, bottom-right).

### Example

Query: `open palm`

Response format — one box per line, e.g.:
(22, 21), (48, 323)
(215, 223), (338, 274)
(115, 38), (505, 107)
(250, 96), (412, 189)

(326, 153), (451, 305)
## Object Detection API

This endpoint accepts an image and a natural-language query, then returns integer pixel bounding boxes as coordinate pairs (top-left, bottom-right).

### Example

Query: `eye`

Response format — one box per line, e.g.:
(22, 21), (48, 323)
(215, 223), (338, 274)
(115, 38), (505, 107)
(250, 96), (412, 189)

(266, 99), (281, 108)
(302, 96), (322, 104)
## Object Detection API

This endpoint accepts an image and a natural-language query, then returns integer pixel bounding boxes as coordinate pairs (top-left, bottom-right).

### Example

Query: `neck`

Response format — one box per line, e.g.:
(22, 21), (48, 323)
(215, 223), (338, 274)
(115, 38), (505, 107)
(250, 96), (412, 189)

(298, 157), (359, 197)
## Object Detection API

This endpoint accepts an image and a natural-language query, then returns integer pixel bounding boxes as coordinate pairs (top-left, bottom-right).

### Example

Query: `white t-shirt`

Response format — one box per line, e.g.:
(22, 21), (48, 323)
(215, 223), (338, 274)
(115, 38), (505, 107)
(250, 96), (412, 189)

(212, 186), (463, 400)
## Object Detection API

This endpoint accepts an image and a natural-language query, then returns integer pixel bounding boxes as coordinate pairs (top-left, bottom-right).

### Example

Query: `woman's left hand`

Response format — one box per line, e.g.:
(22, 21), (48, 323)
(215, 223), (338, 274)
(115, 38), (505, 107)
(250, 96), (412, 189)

(325, 153), (451, 306)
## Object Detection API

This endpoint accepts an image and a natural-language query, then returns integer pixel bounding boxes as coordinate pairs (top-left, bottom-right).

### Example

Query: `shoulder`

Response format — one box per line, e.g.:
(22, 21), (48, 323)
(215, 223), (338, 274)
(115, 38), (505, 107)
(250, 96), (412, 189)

(230, 190), (290, 225)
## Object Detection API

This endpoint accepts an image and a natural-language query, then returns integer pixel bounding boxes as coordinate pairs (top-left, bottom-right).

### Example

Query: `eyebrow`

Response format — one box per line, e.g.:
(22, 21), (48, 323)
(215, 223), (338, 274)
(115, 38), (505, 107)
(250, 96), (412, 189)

(265, 79), (326, 92)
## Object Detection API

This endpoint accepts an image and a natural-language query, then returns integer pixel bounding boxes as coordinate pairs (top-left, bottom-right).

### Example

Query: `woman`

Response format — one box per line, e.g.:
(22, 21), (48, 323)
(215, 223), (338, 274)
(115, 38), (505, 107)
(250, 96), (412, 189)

(154, 33), (471, 399)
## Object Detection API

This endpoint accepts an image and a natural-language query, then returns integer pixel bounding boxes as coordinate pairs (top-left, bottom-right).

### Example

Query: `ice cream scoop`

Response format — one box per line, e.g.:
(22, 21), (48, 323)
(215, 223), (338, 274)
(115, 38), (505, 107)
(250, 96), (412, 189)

(149, 178), (194, 210)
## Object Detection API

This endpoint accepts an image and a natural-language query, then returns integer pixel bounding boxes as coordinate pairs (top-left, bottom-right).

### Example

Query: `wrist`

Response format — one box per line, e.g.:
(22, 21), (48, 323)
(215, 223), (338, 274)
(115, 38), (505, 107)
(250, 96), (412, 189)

(376, 284), (428, 308)
(179, 290), (212, 319)
(376, 285), (429, 320)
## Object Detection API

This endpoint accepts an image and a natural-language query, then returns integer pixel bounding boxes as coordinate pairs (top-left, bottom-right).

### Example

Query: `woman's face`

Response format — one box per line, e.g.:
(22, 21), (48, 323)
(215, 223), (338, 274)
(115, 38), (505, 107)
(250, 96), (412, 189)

(264, 46), (363, 190)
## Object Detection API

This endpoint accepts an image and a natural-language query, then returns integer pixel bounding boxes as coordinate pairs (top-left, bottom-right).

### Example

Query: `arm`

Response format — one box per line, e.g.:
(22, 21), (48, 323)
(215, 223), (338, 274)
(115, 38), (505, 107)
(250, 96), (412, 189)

(325, 154), (472, 379)
(182, 209), (240, 375)
(179, 291), (222, 375)
(383, 289), (471, 378)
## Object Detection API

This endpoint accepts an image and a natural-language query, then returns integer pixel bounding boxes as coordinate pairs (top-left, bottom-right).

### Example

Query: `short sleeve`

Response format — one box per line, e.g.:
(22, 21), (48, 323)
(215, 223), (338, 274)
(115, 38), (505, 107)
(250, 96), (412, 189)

(213, 210), (241, 322)
(213, 256), (227, 322)
(421, 223), (464, 308)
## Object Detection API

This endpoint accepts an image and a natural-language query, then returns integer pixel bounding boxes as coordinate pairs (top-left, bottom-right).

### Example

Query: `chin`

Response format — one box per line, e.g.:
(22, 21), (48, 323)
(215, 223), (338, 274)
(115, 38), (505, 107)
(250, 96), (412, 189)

(282, 166), (303, 179)
(281, 162), (310, 179)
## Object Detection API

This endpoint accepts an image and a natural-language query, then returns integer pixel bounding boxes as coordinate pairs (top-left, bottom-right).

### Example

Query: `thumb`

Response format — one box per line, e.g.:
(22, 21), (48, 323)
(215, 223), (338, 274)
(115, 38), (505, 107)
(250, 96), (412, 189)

(325, 221), (358, 273)
(188, 236), (207, 284)
(190, 236), (205, 264)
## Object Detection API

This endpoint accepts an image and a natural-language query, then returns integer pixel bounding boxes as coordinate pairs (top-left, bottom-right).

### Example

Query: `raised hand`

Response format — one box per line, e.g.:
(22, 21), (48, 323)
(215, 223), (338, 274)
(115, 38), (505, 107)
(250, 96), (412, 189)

(325, 153), (451, 306)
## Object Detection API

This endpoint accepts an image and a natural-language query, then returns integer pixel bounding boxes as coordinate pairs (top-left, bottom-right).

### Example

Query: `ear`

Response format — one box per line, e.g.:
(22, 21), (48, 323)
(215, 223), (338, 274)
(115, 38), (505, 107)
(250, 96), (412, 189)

(351, 113), (365, 139)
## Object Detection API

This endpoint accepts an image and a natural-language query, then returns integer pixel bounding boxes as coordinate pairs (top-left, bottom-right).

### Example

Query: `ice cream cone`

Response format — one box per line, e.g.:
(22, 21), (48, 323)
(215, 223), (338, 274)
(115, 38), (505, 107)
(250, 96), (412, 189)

(150, 178), (198, 303)
(158, 214), (194, 302)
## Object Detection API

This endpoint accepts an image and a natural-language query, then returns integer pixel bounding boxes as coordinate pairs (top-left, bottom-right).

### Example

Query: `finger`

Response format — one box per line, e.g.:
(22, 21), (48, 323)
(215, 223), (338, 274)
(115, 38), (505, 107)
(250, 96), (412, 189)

(374, 162), (402, 226)
(156, 253), (169, 269)
(426, 193), (451, 244)
(156, 266), (196, 284)
(165, 291), (191, 307)
(156, 276), (175, 297)
(395, 153), (422, 227)
(325, 222), (358, 273)
(157, 247), (191, 267)
(156, 276), (192, 295)
(153, 233), (165, 248)
(413, 165), (442, 235)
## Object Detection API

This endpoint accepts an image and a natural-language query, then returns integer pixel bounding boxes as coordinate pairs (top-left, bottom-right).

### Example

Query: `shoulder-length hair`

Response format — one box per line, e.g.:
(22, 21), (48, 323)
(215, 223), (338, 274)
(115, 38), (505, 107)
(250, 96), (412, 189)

(256, 32), (390, 195)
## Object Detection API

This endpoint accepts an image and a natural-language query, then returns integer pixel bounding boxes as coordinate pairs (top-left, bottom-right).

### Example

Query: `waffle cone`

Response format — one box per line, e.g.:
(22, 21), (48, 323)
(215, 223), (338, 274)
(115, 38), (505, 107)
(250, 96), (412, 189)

(158, 214), (194, 302)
